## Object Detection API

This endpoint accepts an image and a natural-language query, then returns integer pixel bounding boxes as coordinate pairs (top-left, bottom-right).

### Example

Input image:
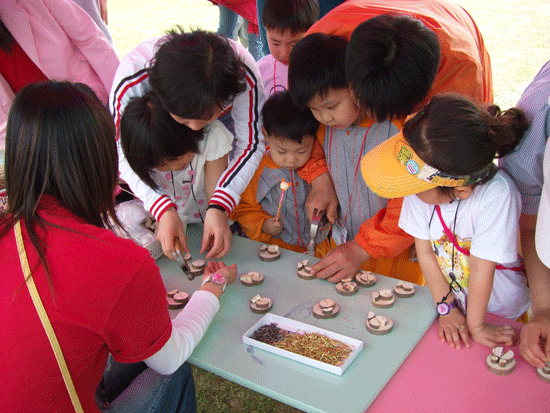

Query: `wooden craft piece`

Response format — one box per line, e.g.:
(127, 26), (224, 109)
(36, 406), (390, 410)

(537, 361), (550, 383)
(366, 311), (394, 335)
(486, 346), (516, 376)
(240, 271), (264, 286)
(259, 244), (281, 262)
(189, 259), (206, 277)
(336, 281), (359, 296)
(297, 259), (315, 280)
(393, 281), (416, 298)
(355, 270), (377, 287)
(167, 289), (189, 310)
(313, 299), (340, 319)
(250, 294), (273, 314)
(372, 289), (395, 309)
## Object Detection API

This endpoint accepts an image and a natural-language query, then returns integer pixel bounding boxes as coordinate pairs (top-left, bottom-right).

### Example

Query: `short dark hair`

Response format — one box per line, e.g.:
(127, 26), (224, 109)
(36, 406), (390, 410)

(288, 32), (348, 109)
(120, 91), (204, 190)
(148, 28), (247, 120)
(262, 0), (319, 34)
(261, 90), (319, 144)
(346, 14), (441, 122)
(2, 81), (119, 278)
(403, 94), (529, 179)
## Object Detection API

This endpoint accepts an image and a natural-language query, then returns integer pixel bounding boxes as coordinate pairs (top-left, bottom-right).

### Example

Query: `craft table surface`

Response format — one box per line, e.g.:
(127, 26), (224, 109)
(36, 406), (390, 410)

(158, 225), (436, 413)
(368, 312), (550, 412)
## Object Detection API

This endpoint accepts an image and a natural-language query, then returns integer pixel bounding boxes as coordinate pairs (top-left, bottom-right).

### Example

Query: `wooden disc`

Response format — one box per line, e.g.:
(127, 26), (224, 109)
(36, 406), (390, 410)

(173, 291), (189, 303)
(394, 281), (416, 298)
(298, 267), (315, 280)
(259, 250), (281, 262)
(366, 315), (394, 335)
(167, 289), (179, 298)
(537, 368), (550, 383)
(191, 259), (206, 270)
(372, 291), (395, 308)
(250, 298), (273, 314)
(167, 297), (186, 310)
(355, 271), (377, 287)
(486, 355), (516, 376)
(313, 303), (340, 319)
(336, 281), (358, 296)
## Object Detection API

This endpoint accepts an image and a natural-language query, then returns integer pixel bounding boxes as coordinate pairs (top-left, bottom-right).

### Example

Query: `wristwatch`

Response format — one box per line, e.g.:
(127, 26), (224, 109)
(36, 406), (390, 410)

(201, 272), (227, 293)
(436, 299), (458, 316)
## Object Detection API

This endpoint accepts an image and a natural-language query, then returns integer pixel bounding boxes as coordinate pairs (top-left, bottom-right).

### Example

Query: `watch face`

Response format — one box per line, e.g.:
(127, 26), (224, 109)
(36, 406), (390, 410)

(211, 272), (226, 285)
(437, 302), (450, 315)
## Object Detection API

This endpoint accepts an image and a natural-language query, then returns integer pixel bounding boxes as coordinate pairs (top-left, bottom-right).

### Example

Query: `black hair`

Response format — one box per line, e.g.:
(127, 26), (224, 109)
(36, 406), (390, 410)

(288, 32), (348, 109)
(1, 80), (120, 281)
(403, 94), (529, 188)
(0, 18), (14, 53)
(120, 91), (204, 190)
(148, 28), (247, 120)
(262, 0), (320, 34)
(346, 14), (441, 122)
(261, 90), (319, 144)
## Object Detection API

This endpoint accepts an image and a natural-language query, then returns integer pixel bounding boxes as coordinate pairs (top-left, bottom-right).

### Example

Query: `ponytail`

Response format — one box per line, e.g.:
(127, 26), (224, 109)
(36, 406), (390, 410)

(486, 105), (529, 158)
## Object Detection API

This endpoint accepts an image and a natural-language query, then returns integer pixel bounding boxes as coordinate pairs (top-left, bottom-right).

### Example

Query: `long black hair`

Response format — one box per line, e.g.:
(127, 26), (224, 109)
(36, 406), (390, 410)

(1, 80), (120, 280)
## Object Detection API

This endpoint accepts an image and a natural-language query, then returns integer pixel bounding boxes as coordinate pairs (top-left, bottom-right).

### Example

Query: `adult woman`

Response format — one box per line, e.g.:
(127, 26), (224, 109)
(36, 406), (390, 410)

(0, 80), (236, 412)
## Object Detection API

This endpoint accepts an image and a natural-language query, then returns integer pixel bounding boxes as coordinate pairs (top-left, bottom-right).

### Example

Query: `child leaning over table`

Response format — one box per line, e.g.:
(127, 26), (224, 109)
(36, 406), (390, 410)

(120, 91), (232, 234)
(257, 0), (319, 96)
(362, 94), (531, 349)
(231, 90), (330, 255)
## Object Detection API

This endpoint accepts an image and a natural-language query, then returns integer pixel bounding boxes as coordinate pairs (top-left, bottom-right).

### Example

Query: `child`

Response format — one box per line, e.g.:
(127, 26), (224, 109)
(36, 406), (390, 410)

(111, 28), (266, 260)
(120, 92), (233, 236)
(307, 0), (493, 108)
(288, 29), (439, 284)
(362, 94), (531, 349)
(231, 90), (329, 254)
(257, 0), (319, 96)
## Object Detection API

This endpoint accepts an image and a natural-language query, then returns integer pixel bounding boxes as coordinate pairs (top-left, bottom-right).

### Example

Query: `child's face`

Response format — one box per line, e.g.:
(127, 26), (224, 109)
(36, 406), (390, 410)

(266, 134), (315, 170)
(156, 152), (195, 172)
(265, 29), (306, 66)
(170, 105), (224, 131)
(307, 88), (365, 130)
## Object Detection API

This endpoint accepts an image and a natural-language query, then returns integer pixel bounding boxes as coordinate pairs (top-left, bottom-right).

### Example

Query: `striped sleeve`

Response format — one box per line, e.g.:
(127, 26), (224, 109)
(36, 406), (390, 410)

(209, 40), (266, 214)
(109, 38), (174, 221)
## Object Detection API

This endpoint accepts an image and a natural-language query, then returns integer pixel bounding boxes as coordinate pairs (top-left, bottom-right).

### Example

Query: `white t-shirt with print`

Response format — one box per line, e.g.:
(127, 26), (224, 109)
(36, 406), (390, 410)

(399, 171), (530, 319)
(151, 121), (233, 224)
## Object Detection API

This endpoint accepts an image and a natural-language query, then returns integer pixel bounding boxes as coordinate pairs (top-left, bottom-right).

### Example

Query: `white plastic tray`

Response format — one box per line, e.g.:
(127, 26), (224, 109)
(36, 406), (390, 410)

(242, 313), (363, 375)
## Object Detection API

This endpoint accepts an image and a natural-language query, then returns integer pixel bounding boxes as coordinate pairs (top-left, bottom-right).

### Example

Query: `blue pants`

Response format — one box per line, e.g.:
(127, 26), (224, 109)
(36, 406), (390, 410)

(96, 357), (196, 413)
(218, 4), (263, 61)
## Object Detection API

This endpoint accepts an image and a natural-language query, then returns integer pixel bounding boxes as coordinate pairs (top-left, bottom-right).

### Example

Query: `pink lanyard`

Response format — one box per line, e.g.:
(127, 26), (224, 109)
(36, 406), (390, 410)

(435, 205), (524, 272)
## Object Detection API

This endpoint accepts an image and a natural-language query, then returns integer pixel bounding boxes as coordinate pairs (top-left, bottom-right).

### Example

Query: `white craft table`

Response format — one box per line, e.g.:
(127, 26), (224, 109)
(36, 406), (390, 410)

(159, 225), (436, 413)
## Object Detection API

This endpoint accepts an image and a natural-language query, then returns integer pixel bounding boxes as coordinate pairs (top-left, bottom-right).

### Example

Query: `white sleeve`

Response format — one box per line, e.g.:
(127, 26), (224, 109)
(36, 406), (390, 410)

(209, 40), (266, 214)
(399, 195), (431, 240)
(110, 38), (176, 220)
(144, 290), (220, 375)
(470, 173), (522, 264)
(202, 121), (234, 162)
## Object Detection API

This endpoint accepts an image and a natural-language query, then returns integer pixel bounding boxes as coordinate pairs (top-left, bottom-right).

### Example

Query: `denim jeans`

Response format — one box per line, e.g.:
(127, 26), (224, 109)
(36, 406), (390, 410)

(96, 356), (196, 413)
(218, 4), (263, 61)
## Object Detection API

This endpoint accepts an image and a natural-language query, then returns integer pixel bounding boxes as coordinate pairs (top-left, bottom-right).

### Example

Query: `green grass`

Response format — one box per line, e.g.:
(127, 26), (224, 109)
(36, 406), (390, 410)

(107, 2), (549, 411)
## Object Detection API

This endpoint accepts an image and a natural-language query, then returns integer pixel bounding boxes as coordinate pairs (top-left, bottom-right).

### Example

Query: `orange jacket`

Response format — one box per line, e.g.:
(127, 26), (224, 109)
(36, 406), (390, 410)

(307, 0), (493, 106)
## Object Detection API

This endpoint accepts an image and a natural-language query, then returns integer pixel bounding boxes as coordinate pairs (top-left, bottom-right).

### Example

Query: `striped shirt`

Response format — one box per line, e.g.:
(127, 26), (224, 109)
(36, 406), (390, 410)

(500, 60), (550, 215)
(110, 37), (265, 220)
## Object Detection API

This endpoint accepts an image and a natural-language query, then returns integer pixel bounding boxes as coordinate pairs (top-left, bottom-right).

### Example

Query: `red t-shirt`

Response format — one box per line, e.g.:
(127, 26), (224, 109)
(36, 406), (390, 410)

(0, 196), (172, 412)
(0, 40), (48, 94)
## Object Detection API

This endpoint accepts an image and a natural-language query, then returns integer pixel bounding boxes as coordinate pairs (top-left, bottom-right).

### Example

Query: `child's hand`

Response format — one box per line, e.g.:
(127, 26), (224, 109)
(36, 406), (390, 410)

(157, 208), (189, 259)
(438, 309), (471, 349)
(469, 323), (516, 348)
(262, 217), (283, 236)
(312, 240), (369, 283)
(203, 261), (238, 285)
(201, 208), (231, 259)
(520, 310), (550, 368)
